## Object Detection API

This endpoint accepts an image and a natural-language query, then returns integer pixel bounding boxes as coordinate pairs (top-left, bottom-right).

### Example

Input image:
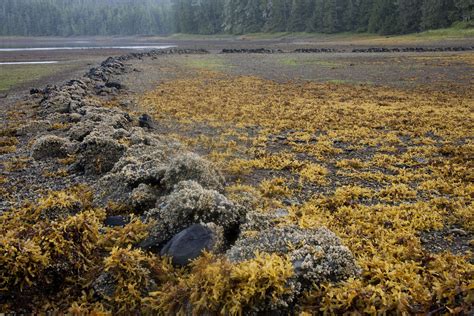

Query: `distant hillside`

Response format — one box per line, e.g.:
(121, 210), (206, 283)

(0, 0), (472, 36)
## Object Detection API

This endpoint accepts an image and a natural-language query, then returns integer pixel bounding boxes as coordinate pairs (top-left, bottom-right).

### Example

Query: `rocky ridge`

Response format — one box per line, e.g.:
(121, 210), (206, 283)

(1, 48), (359, 313)
(220, 46), (474, 54)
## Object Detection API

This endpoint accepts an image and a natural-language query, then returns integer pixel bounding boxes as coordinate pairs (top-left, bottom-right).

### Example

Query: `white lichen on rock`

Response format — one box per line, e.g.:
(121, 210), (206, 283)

(144, 180), (245, 247)
(227, 212), (360, 286)
(31, 135), (72, 160)
(76, 131), (126, 175)
(162, 153), (225, 192)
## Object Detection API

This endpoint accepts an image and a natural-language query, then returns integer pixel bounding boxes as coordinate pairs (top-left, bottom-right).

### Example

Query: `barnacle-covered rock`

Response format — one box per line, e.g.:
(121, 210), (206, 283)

(93, 141), (180, 209)
(39, 90), (73, 114)
(45, 112), (79, 125)
(162, 153), (225, 192)
(131, 183), (158, 212)
(31, 135), (72, 160)
(160, 223), (224, 266)
(227, 212), (360, 286)
(76, 132), (126, 175)
(78, 106), (132, 130)
(142, 180), (246, 249)
(110, 142), (176, 186)
(68, 119), (97, 141)
(68, 106), (132, 142)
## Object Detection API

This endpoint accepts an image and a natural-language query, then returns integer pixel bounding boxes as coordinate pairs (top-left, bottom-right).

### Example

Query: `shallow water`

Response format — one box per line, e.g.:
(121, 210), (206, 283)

(0, 45), (175, 52)
(0, 61), (59, 65)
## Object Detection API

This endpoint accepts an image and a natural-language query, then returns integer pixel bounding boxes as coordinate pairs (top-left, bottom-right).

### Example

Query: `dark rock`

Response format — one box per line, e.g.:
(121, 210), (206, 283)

(138, 236), (162, 252)
(294, 48), (341, 53)
(30, 88), (41, 95)
(104, 215), (130, 227)
(105, 81), (125, 90)
(160, 224), (219, 266)
(139, 113), (155, 129)
(221, 48), (283, 54)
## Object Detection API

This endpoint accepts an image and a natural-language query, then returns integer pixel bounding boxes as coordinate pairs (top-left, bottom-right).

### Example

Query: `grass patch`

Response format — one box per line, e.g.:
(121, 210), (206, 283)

(0, 63), (69, 92)
(182, 56), (228, 70)
(279, 56), (340, 67)
(350, 26), (474, 45)
(164, 26), (473, 44)
(325, 79), (353, 84)
(166, 33), (235, 40)
(406, 25), (474, 40)
(239, 32), (318, 40)
(218, 25), (474, 43)
(323, 79), (374, 85)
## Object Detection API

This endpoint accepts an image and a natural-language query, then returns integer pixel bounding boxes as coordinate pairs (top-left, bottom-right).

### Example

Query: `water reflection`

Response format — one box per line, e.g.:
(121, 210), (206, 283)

(0, 45), (175, 52)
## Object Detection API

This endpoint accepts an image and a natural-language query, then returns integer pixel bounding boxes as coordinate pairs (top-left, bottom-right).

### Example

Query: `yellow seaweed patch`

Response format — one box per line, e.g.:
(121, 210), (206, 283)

(299, 163), (329, 185)
(139, 72), (474, 313)
(144, 252), (294, 315)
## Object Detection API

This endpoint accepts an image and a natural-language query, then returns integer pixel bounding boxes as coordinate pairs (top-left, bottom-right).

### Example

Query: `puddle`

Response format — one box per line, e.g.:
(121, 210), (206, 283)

(0, 45), (175, 52)
(0, 61), (59, 65)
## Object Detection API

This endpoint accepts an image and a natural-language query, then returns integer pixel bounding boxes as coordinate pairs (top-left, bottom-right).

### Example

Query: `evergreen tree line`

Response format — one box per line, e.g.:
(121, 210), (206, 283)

(0, 0), (472, 36)
(0, 0), (173, 36)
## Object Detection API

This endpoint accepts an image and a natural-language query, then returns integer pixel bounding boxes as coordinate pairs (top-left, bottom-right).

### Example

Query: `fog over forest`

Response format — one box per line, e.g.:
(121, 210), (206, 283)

(0, 0), (472, 36)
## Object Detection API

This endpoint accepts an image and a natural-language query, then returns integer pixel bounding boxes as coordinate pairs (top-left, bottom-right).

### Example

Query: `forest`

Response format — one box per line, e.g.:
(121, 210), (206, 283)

(0, 0), (472, 36)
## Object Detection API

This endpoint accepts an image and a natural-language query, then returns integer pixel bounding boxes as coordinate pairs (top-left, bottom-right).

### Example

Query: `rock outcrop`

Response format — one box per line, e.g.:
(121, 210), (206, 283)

(227, 211), (361, 288)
